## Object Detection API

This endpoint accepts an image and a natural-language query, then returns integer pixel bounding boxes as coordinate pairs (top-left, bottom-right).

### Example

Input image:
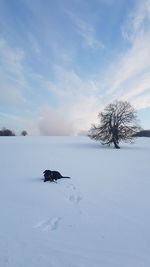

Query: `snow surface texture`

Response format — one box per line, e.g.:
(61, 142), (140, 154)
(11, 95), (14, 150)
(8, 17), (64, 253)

(0, 136), (149, 267)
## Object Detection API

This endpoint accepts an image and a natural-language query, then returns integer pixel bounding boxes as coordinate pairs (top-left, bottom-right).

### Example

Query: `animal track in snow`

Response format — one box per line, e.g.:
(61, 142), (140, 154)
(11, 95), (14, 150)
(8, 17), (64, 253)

(33, 217), (61, 232)
(60, 181), (83, 204)
(68, 194), (82, 203)
(65, 182), (83, 203)
(66, 183), (76, 190)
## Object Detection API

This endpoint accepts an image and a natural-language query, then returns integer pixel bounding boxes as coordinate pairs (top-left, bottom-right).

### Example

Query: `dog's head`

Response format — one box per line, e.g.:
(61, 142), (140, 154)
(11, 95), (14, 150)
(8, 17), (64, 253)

(43, 170), (53, 182)
(43, 170), (51, 174)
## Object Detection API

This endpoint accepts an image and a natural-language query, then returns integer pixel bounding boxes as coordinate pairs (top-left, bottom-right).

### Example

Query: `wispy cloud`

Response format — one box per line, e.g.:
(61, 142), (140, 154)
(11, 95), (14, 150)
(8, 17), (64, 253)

(65, 9), (104, 49)
(49, 65), (98, 97)
(122, 0), (150, 42)
(99, 0), (150, 109)
(0, 38), (27, 104)
(106, 33), (150, 94)
(0, 39), (25, 78)
(47, 65), (102, 134)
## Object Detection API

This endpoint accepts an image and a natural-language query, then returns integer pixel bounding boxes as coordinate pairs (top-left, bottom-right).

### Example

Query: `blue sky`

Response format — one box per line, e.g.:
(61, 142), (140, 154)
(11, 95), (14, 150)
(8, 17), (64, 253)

(0, 0), (150, 135)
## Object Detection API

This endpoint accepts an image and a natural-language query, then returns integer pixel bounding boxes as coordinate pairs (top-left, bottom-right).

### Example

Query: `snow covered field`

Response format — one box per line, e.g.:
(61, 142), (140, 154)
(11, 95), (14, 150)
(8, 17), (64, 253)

(0, 136), (149, 267)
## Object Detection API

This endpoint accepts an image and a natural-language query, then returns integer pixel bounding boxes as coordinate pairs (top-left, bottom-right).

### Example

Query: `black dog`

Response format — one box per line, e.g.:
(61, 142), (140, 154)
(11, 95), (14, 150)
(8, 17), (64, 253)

(43, 170), (70, 182)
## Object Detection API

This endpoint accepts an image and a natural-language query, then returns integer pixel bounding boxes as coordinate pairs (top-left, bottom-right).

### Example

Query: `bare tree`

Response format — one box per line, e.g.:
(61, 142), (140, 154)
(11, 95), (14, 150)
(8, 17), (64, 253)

(0, 127), (15, 136)
(88, 100), (141, 149)
(21, 130), (28, 136)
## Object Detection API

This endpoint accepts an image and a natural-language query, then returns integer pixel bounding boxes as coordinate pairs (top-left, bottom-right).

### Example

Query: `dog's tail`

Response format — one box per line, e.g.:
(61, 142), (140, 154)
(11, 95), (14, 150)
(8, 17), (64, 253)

(62, 176), (71, 179)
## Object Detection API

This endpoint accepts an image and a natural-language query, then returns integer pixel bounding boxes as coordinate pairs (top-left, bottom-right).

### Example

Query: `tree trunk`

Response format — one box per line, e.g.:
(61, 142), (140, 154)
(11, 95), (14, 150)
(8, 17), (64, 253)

(113, 139), (120, 149)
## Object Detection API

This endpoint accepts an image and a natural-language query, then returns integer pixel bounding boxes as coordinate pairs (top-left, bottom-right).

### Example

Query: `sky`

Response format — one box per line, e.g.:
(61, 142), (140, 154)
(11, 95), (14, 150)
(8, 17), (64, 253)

(0, 0), (150, 135)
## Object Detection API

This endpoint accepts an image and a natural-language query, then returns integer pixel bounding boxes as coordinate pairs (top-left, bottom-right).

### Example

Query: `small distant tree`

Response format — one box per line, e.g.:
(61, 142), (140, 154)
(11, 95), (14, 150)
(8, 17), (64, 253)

(0, 127), (16, 136)
(88, 100), (141, 149)
(21, 130), (28, 136)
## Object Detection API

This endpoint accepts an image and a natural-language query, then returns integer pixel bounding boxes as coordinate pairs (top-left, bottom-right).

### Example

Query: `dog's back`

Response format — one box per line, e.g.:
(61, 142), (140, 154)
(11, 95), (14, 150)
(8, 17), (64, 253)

(51, 171), (62, 180)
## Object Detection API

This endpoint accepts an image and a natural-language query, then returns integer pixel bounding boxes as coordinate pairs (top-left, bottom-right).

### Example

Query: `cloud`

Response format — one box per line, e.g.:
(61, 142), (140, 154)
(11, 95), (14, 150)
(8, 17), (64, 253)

(98, 0), (150, 110)
(65, 9), (104, 49)
(131, 91), (150, 109)
(66, 95), (101, 134)
(122, 0), (150, 42)
(0, 38), (25, 77)
(106, 32), (150, 94)
(38, 107), (75, 136)
(37, 96), (101, 136)
(48, 64), (98, 97)
(47, 65), (103, 134)
(0, 38), (27, 104)
(0, 81), (27, 104)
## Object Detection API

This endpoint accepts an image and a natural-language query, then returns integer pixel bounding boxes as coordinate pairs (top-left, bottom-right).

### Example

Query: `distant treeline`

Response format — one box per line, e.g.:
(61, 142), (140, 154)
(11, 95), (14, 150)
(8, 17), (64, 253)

(133, 130), (150, 137)
(0, 128), (28, 136)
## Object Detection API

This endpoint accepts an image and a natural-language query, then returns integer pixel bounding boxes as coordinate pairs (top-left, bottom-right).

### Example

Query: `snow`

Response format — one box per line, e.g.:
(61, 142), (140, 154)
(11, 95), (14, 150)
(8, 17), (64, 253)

(0, 136), (150, 267)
